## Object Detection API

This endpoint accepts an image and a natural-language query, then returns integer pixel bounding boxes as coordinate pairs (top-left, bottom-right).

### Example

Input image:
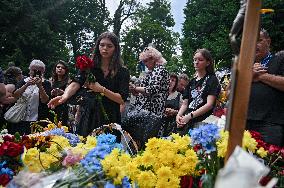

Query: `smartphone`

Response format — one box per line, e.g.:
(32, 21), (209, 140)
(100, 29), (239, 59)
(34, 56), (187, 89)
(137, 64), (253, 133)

(33, 70), (42, 78)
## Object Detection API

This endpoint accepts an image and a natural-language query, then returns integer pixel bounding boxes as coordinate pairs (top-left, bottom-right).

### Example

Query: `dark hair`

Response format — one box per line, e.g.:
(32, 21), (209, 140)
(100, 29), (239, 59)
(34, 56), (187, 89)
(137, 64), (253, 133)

(51, 60), (69, 87)
(170, 73), (178, 92)
(93, 31), (123, 77)
(4, 66), (22, 85)
(194, 48), (215, 75)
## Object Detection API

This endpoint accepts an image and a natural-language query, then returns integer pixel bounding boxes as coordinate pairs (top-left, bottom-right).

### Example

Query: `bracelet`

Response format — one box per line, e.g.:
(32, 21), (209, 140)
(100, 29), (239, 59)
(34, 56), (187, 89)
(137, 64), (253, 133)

(101, 87), (106, 96)
(190, 112), (194, 119)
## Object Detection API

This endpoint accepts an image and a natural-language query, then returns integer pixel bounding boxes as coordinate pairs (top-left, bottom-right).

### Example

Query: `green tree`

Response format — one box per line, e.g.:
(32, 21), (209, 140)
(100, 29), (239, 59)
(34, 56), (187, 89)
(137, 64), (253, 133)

(261, 0), (284, 53)
(181, 0), (239, 77)
(112, 0), (141, 38)
(181, 0), (284, 77)
(121, 0), (179, 75)
(63, 0), (110, 57)
(0, 0), (69, 73)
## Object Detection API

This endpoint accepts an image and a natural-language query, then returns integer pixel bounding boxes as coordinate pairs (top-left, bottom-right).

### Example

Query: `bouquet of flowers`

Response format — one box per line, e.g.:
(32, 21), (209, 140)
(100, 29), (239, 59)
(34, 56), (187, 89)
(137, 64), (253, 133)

(0, 130), (26, 186)
(188, 124), (259, 188)
(250, 131), (284, 187)
(52, 133), (129, 188)
(74, 54), (109, 122)
(75, 54), (95, 83)
(102, 134), (198, 188)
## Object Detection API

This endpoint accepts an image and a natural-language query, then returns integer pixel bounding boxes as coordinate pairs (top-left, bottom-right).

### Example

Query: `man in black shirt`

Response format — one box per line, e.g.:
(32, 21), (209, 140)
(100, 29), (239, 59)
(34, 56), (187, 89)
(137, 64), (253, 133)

(247, 29), (284, 146)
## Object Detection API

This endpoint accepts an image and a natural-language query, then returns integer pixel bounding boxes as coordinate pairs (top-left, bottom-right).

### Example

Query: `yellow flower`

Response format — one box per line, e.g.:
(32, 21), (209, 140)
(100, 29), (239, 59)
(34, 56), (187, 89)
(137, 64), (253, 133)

(156, 166), (172, 180)
(216, 130), (229, 158)
(85, 136), (97, 149)
(156, 175), (180, 188)
(257, 147), (268, 158)
(136, 171), (157, 188)
(243, 131), (257, 153)
(62, 126), (69, 132)
(141, 152), (155, 167)
(101, 149), (131, 186)
(46, 123), (56, 130)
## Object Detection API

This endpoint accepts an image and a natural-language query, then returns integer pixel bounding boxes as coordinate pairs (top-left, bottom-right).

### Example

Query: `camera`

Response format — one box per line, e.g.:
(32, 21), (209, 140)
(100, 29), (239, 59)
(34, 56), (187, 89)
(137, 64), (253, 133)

(33, 70), (42, 78)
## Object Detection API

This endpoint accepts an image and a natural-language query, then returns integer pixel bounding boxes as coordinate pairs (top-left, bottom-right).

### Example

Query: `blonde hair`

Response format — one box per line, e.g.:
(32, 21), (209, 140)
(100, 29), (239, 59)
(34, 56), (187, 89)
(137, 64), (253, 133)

(139, 47), (166, 65)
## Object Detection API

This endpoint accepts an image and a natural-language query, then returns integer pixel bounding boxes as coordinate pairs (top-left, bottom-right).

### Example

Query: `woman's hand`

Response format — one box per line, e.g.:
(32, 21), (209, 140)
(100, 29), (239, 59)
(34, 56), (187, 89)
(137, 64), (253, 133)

(129, 83), (139, 95)
(48, 95), (67, 109)
(176, 114), (185, 128)
(25, 78), (36, 86)
(165, 108), (177, 117)
(88, 82), (104, 93)
(51, 88), (64, 96)
(181, 114), (191, 125)
(34, 77), (43, 87)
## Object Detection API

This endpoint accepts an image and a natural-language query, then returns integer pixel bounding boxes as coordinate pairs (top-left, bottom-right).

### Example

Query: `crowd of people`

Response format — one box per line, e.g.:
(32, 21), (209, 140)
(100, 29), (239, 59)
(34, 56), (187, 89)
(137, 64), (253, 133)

(0, 29), (283, 148)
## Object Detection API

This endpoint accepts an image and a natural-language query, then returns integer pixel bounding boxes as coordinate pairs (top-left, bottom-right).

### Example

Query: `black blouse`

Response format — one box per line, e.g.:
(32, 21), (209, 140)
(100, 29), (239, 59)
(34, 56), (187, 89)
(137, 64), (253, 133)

(74, 66), (130, 125)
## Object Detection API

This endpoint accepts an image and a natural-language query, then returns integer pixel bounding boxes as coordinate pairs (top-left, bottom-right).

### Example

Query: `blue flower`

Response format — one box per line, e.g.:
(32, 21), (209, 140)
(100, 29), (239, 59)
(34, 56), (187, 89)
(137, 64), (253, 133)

(0, 161), (7, 169)
(64, 133), (80, 146)
(43, 128), (80, 146)
(43, 128), (65, 136)
(120, 176), (131, 188)
(0, 167), (14, 179)
(189, 123), (220, 153)
(104, 182), (115, 188)
(97, 134), (117, 145)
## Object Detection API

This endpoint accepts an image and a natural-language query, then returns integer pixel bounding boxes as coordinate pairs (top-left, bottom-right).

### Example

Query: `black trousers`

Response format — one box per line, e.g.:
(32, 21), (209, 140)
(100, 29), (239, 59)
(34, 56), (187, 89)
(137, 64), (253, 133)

(246, 120), (284, 147)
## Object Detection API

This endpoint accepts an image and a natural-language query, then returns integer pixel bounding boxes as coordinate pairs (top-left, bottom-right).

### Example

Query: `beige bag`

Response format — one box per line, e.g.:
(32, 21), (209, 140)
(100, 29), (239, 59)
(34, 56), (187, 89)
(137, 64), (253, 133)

(4, 97), (28, 123)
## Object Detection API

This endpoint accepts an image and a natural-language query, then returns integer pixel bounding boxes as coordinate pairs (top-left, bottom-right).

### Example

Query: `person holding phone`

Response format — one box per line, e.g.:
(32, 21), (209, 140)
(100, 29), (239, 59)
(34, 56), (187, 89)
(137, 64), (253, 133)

(247, 29), (284, 147)
(9, 60), (51, 135)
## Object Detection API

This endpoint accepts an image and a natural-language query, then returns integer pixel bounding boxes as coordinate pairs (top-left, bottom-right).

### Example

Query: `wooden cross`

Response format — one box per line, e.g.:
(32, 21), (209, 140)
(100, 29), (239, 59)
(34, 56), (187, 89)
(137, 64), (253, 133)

(225, 0), (262, 162)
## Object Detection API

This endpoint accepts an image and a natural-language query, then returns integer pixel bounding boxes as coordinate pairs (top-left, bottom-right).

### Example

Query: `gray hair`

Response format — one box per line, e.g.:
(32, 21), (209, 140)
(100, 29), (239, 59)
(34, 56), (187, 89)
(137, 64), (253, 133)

(178, 73), (189, 82)
(29, 59), (45, 72)
(260, 28), (270, 39)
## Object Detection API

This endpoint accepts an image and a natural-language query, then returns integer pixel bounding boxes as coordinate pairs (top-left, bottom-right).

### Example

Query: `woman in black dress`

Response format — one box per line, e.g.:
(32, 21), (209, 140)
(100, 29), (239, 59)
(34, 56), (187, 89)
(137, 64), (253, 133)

(50, 60), (70, 126)
(48, 32), (130, 136)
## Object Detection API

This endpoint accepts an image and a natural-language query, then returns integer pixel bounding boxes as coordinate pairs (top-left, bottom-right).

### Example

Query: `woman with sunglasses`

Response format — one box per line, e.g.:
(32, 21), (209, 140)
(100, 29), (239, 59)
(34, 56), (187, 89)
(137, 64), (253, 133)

(124, 47), (169, 149)
(50, 60), (70, 126)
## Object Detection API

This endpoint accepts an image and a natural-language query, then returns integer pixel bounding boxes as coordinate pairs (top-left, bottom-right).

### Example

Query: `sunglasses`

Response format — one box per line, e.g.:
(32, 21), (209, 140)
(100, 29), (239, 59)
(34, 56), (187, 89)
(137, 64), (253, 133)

(56, 66), (66, 69)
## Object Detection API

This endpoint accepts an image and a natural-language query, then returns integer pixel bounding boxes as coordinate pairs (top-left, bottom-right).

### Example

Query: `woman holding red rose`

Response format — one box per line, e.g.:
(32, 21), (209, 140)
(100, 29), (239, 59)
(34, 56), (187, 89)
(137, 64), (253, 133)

(48, 32), (130, 136)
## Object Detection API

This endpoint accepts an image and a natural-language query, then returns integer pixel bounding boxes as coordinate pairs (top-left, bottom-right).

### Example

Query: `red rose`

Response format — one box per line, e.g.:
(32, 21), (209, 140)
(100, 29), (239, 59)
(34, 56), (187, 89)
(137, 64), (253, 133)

(268, 145), (281, 154)
(0, 174), (10, 186)
(3, 135), (14, 142)
(0, 141), (23, 157)
(75, 55), (94, 71)
(193, 144), (202, 152)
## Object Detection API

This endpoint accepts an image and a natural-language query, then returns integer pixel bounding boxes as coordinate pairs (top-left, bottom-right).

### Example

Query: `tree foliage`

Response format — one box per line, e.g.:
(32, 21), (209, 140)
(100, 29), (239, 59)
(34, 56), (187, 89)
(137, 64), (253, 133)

(121, 0), (179, 75)
(181, 0), (239, 77)
(0, 0), (69, 73)
(64, 0), (110, 57)
(261, 0), (284, 53)
(112, 0), (141, 38)
(181, 0), (284, 77)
